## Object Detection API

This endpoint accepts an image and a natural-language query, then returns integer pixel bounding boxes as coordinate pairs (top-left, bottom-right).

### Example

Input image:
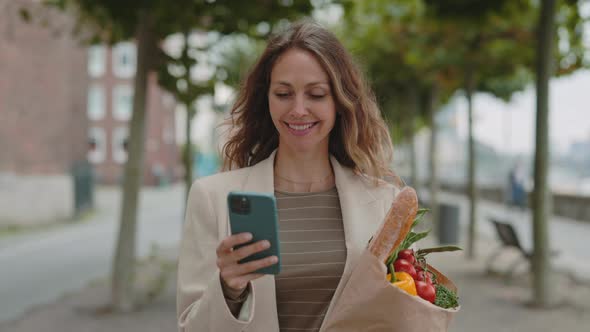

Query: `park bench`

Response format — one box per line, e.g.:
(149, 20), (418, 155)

(485, 218), (559, 279)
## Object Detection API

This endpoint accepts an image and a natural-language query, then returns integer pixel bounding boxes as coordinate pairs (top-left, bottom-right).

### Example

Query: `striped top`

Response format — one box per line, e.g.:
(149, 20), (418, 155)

(274, 187), (346, 332)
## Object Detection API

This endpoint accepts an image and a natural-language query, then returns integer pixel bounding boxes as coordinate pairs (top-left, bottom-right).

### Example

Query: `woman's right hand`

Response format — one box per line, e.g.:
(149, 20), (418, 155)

(216, 232), (279, 293)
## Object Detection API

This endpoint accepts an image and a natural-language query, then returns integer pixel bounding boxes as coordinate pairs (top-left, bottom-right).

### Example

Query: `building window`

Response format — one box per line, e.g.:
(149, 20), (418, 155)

(112, 126), (129, 164)
(87, 127), (106, 163)
(163, 124), (174, 144)
(112, 42), (136, 78)
(113, 84), (133, 121)
(87, 84), (105, 121)
(162, 92), (175, 109)
(88, 45), (106, 77)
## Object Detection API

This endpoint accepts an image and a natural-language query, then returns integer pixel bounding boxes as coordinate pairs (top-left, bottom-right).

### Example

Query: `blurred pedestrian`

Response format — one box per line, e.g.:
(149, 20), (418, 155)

(177, 20), (402, 331)
(507, 159), (527, 210)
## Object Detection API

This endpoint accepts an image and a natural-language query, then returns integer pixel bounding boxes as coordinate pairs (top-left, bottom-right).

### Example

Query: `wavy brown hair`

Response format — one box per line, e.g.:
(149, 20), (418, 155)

(222, 20), (395, 182)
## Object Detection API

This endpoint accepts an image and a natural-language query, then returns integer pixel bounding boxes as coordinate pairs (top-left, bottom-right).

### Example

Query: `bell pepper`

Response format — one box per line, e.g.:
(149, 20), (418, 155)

(386, 272), (417, 296)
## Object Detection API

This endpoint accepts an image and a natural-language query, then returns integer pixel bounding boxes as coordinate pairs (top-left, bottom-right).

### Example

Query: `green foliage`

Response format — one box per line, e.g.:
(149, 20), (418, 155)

(212, 34), (266, 89)
(479, 67), (533, 101)
(423, 0), (537, 100)
(343, 0), (463, 140)
(344, 0), (586, 130)
(423, 0), (587, 95)
(46, 0), (315, 44)
(49, 0), (319, 116)
(425, 0), (511, 17)
(554, 0), (589, 73)
(157, 31), (214, 117)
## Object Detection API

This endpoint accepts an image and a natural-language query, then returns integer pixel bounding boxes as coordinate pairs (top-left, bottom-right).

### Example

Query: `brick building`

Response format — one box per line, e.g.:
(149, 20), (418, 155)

(86, 42), (180, 186)
(0, 1), (180, 226)
(0, 1), (88, 226)
(0, 1), (88, 175)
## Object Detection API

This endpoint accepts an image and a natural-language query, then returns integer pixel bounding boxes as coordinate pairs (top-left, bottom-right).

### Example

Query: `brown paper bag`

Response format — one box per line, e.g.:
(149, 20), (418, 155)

(321, 250), (459, 332)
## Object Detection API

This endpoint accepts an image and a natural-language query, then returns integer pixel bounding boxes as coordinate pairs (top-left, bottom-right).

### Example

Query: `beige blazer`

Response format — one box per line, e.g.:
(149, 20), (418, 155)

(177, 150), (399, 332)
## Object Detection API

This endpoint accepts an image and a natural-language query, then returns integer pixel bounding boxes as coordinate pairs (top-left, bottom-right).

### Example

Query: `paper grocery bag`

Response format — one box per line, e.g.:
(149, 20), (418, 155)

(321, 250), (459, 332)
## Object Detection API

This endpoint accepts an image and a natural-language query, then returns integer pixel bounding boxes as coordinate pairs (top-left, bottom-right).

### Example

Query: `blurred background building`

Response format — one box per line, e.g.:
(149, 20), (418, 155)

(0, 0), (180, 226)
(86, 42), (180, 186)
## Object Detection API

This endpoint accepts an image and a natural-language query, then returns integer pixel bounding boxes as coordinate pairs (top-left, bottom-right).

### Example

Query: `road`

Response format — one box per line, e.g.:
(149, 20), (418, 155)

(0, 184), (184, 323)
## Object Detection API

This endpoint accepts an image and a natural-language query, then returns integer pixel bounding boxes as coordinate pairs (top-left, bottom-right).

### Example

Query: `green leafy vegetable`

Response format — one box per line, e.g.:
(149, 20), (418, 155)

(434, 284), (459, 309)
(385, 208), (431, 267)
(416, 246), (463, 257)
(411, 208), (429, 229)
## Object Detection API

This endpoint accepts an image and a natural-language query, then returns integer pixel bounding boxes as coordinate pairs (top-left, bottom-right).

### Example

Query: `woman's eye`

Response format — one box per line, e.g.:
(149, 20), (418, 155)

(275, 93), (290, 98)
(310, 94), (326, 99)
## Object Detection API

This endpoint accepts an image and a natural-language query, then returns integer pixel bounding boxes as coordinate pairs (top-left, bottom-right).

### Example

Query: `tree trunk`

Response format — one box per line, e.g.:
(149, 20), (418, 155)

(406, 86), (418, 188)
(184, 104), (194, 210)
(465, 67), (478, 260)
(427, 86), (440, 234)
(182, 31), (195, 212)
(408, 126), (417, 188)
(532, 0), (555, 308)
(111, 11), (155, 312)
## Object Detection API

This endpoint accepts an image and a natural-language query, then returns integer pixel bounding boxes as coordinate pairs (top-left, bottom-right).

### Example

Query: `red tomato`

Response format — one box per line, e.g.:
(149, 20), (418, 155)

(416, 270), (434, 284)
(415, 280), (436, 303)
(394, 259), (418, 280)
(397, 249), (416, 265)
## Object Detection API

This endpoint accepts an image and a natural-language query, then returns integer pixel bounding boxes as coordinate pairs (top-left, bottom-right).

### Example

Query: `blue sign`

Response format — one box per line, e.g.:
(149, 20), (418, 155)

(194, 152), (220, 179)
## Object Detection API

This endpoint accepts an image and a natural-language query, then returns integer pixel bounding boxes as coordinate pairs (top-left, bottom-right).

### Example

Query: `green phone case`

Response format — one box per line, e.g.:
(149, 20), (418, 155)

(227, 191), (281, 275)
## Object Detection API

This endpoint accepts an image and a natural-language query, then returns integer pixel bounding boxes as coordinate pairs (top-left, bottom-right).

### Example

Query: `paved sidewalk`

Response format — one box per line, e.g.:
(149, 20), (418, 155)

(419, 188), (590, 284)
(428, 236), (590, 332)
(1, 236), (588, 332)
(1, 186), (588, 331)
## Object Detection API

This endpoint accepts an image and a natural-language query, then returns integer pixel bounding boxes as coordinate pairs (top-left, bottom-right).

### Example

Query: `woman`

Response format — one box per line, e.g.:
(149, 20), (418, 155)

(177, 20), (401, 332)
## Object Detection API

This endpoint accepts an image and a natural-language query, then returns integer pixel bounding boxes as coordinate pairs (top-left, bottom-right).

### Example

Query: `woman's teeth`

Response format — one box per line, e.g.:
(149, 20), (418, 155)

(288, 122), (315, 130)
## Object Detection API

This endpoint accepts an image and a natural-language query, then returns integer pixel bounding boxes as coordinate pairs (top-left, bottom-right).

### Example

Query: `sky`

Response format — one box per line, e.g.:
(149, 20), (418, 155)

(455, 69), (590, 156)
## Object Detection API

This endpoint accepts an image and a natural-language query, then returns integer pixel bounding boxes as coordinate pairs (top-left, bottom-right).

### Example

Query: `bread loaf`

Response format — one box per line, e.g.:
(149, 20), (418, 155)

(368, 187), (419, 262)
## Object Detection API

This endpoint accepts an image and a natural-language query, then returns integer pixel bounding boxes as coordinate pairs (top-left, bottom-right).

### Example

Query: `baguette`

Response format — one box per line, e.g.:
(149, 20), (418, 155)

(368, 187), (419, 262)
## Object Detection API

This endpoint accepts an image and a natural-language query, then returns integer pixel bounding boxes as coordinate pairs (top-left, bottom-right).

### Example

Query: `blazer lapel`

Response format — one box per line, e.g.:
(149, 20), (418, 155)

(331, 156), (382, 263)
(242, 150), (277, 194)
(321, 156), (388, 325)
(240, 150), (279, 330)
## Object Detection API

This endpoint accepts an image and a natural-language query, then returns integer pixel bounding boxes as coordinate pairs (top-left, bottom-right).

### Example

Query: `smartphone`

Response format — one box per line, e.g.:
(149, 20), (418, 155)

(227, 191), (281, 275)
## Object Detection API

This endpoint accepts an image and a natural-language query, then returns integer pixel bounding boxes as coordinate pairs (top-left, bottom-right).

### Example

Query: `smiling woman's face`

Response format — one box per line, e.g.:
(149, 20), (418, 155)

(268, 48), (337, 155)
